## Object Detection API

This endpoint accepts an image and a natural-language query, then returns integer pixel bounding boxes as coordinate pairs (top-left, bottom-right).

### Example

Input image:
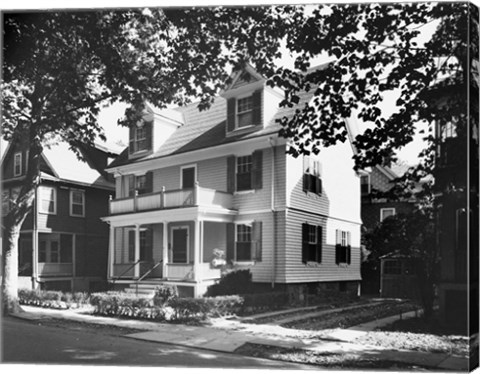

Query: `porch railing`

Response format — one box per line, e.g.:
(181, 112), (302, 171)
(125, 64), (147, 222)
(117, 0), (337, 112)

(111, 260), (141, 285)
(109, 184), (233, 215)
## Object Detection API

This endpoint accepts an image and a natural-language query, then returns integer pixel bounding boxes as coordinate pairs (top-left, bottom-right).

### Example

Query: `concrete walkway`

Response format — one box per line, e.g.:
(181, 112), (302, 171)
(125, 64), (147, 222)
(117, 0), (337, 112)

(13, 305), (468, 371)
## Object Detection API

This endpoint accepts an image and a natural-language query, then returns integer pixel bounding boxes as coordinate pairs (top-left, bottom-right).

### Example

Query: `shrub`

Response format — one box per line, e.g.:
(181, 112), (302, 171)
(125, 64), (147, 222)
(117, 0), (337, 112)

(168, 295), (243, 322)
(153, 284), (178, 306)
(206, 269), (253, 296)
(18, 288), (89, 309)
(90, 292), (154, 318)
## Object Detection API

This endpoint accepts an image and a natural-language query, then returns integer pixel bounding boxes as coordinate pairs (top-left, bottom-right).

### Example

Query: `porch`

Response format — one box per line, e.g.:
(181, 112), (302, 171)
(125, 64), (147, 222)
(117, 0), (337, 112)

(108, 220), (230, 297)
(109, 184), (233, 215)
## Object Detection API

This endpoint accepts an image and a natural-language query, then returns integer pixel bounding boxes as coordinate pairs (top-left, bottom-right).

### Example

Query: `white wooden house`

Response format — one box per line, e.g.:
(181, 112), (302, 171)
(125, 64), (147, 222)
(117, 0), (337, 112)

(103, 65), (362, 297)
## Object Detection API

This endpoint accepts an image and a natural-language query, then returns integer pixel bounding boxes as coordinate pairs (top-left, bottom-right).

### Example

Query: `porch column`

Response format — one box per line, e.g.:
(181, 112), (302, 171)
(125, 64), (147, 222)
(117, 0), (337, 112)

(108, 226), (114, 279)
(193, 219), (202, 288)
(134, 224), (140, 278)
(162, 222), (168, 279)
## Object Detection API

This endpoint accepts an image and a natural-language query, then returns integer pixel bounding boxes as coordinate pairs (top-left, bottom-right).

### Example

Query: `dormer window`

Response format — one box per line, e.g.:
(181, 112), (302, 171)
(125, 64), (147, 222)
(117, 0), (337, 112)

(129, 120), (152, 155)
(226, 90), (262, 133)
(237, 95), (253, 128)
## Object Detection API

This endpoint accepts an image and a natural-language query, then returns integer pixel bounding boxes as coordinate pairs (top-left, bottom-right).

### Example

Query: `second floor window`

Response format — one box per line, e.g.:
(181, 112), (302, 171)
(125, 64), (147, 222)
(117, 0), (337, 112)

(380, 207), (396, 222)
(70, 190), (85, 217)
(237, 155), (253, 191)
(39, 186), (56, 214)
(14, 152), (22, 176)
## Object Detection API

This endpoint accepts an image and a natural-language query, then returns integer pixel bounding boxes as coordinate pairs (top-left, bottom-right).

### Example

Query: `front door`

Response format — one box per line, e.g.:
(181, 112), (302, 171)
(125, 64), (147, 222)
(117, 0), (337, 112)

(172, 227), (188, 263)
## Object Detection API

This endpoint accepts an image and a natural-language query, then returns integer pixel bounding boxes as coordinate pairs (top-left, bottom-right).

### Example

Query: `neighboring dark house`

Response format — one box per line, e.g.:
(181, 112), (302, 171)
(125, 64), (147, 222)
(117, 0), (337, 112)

(1, 139), (120, 292)
(359, 163), (417, 296)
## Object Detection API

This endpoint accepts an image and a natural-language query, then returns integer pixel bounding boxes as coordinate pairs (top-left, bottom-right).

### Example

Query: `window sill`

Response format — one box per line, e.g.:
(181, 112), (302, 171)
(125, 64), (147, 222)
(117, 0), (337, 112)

(233, 261), (255, 266)
(305, 261), (321, 267)
(39, 211), (57, 215)
(234, 189), (255, 195)
(337, 262), (349, 268)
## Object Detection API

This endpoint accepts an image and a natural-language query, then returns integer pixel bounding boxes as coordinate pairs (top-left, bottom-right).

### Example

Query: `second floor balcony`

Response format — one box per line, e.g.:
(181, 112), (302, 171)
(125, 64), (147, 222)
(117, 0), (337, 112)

(109, 183), (234, 215)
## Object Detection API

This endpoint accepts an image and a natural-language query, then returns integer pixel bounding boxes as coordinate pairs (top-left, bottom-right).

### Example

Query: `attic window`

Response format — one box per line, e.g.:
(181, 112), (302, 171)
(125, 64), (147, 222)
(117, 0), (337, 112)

(237, 96), (253, 128)
(129, 120), (152, 154)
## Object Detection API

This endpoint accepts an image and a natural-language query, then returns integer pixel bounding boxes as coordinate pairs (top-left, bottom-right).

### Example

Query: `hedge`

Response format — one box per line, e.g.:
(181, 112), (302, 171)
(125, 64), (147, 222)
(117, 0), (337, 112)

(89, 291), (243, 322)
(18, 289), (90, 309)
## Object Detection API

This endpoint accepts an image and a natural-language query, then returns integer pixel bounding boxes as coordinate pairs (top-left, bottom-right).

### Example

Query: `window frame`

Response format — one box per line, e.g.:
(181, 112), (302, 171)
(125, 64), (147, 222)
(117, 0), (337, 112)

(14, 152), (22, 177)
(38, 233), (73, 264)
(335, 229), (351, 265)
(380, 207), (396, 222)
(302, 223), (322, 263)
(303, 156), (322, 195)
(235, 223), (253, 262)
(134, 125), (148, 152)
(236, 94), (254, 129)
(236, 155), (253, 191)
(70, 189), (85, 217)
(360, 174), (371, 195)
(39, 186), (57, 215)
(170, 225), (190, 264)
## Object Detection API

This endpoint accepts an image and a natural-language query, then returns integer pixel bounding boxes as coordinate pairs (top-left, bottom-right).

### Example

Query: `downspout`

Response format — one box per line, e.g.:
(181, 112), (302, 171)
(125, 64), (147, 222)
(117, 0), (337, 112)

(269, 137), (276, 288)
(32, 185), (38, 289)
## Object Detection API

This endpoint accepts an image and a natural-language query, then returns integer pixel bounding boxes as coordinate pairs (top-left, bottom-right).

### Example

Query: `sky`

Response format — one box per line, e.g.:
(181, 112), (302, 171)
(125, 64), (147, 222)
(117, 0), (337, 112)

(2, 0), (478, 166)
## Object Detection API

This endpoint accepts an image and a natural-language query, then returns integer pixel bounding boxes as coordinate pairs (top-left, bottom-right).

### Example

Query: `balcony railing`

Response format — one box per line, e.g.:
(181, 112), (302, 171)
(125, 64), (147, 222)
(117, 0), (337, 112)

(109, 184), (233, 215)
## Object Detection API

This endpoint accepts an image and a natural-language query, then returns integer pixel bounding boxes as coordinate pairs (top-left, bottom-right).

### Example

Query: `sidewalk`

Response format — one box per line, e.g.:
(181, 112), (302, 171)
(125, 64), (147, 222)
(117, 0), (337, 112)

(13, 305), (468, 371)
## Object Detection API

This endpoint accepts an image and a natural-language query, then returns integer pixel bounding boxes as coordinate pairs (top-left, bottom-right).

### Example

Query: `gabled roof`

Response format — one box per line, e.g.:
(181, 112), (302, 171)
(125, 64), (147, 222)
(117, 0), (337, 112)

(109, 62), (356, 169)
(40, 142), (114, 190)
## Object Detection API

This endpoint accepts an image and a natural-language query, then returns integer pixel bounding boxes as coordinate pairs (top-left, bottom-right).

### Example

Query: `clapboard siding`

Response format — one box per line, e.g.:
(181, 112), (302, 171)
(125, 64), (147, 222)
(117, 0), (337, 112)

(234, 145), (286, 212)
(286, 139), (361, 225)
(36, 184), (110, 236)
(283, 208), (361, 283)
(232, 211), (283, 283)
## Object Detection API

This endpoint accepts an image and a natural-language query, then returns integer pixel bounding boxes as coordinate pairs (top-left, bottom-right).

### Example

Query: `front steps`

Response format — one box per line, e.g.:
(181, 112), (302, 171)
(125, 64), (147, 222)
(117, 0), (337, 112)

(125, 279), (165, 297)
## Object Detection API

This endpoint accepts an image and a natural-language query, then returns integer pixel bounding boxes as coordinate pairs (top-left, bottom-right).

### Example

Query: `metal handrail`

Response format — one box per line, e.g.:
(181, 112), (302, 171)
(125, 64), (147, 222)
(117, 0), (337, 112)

(110, 259), (142, 286)
(135, 260), (164, 296)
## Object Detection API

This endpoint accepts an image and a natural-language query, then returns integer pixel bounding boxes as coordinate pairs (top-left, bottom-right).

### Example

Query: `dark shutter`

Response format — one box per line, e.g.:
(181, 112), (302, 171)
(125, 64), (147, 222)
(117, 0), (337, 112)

(129, 126), (135, 154)
(227, 156), (236, 193)
(145, 172), (153, 194)
(146, 120), (153, 150)
(226, 223), (235, 263)
(302, 223), (308, 264)
(315, 176), (322, 195)
(347, 245), (351, 265)
(128, 230), (136, 262)
(128, 175), (135, 197)
(227, 98), (236, 132)
(252, 150), (263, 189)
(335, 244), (340, 264)
(253, 221), (262, 261)
(252, 90), (262, 125)
(316, 226), (323, 263)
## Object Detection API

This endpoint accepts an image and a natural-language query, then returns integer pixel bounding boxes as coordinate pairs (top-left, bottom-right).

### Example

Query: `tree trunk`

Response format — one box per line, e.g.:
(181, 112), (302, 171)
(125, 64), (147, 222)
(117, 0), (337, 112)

(2, 225), (22, 314)
(2, 133), (42, 314)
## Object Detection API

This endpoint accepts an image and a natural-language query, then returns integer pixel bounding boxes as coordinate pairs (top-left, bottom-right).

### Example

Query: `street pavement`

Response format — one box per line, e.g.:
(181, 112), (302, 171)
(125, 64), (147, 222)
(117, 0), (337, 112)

(7, 304), (470, 371)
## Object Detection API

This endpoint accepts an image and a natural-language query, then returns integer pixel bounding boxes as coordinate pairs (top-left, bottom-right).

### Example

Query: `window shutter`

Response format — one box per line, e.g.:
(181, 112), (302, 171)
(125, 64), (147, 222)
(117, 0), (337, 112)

(145, 172), (153, 194)
(252, 90), (262, 125)
(227, 156), (236, 193)
(226, 223), (235, 263)
(302, 223), (308, 263)
(252, 150), (263, 189)
(315, 176), (322, 195)
(128, 230), (135, 262)
(347, 245), (351, 265)
(145, 228), (153, 261)
(335, 230), (340, 264)
(129, 126), (135, 154)
(316, 226), (323, 263)
(146, 120), (153, 150)
(128, 175), (135, 197)
(253, 221), (262, 261)
(227, 98), (236, 132)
